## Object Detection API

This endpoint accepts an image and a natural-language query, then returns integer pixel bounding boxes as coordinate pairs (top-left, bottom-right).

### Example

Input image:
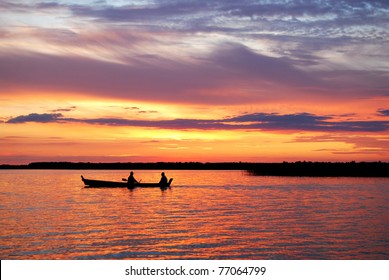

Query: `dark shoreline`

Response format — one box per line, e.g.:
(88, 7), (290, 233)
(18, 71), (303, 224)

(0, 161), (388, 177)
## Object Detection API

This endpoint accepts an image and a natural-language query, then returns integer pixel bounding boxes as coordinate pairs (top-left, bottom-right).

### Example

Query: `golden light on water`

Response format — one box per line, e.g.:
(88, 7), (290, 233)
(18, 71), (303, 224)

(1, 170), (388, 259)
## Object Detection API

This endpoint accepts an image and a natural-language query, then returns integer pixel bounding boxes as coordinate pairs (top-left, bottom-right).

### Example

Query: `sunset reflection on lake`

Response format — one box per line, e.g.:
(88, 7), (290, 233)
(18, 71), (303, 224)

(0, 170), (388, 259)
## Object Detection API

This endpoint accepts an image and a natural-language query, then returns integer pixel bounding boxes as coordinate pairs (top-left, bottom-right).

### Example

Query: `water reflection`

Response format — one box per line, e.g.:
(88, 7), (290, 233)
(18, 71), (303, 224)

(0, 170), (388, 259)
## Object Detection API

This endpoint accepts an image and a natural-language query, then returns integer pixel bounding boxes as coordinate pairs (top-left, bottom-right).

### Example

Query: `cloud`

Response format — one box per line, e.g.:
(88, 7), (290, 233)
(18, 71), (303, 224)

(2, 42), (386, 105)
(6, 113), (63, 124)
(50, 106), (77, 113)
(294, 133), (389, 157)
(6, 112), (389, 132)
(228, 0), (388, 19)
(1, 1), (387, 107)
(294, 134), (389, 147)
(69, 1), (211, 23)
(0, 49), (227, 104)
(378, 109), (389, 116)
(225, 112), (389, 132)
(228, 112), (327, 122)
(210, 43), (318, 87)
(0, 46), (293, 104)
(65, 1), (389, 26)
(6, 0), (387, 44)
(62, 0), (389, 47)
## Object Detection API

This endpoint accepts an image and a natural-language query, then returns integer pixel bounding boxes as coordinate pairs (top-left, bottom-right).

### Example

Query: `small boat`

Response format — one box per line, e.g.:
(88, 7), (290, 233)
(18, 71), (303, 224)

(81, 175), (173, 188)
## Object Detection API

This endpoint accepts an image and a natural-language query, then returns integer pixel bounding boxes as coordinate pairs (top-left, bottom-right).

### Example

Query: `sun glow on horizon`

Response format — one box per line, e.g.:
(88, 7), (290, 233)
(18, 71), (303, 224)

(1, 93), (389, 164)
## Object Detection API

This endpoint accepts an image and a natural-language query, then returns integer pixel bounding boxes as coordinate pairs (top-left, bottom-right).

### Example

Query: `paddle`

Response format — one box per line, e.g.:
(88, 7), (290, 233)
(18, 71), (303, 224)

(122, 178), (141, 183)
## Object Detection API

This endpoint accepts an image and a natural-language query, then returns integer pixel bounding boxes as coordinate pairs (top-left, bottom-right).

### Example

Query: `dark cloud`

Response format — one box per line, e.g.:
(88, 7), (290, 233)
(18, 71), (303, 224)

(378, 109), (389, 116)
(6, 113), (63, 123)
(227, 1), (332, 18)
(6, 112), (389, 132)
(226, 112), (328, 127)
(122, 106), (158, 114)
(50, 106), (77, 113)
(227, 0), (388, 19)
(65, 0), (389, 25)
(62, 0), (389, 45)
(225, 113), (389, 132)
(70, 1), (211, 22)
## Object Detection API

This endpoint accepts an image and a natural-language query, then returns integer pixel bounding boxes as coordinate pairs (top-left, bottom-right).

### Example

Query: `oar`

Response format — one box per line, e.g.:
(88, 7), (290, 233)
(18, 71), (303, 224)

(122, 178), (142, 183)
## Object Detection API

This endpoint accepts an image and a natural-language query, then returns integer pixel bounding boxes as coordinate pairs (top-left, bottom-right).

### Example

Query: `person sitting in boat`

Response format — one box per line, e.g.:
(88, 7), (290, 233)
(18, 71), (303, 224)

(159, 172), (168, 186)
(127, 171), (139, 188)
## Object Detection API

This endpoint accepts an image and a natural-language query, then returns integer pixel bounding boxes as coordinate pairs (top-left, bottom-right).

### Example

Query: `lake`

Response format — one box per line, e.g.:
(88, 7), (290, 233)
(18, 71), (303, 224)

(0, 170), (388, 259)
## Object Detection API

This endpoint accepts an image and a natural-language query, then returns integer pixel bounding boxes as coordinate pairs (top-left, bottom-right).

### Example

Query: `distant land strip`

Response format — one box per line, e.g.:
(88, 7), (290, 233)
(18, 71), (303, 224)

(0, 161), (388, 177)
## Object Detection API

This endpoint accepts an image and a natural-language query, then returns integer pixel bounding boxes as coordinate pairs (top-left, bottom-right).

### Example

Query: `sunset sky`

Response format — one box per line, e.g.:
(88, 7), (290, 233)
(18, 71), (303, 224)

(1, 0), (388, 164)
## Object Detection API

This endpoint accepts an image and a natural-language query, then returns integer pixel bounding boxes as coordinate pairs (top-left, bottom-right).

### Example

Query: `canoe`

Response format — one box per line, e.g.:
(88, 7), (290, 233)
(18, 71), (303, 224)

(81, 175), (173, 188)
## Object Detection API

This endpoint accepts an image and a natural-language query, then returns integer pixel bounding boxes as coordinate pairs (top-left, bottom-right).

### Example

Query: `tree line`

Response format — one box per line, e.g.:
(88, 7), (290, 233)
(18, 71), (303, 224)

(0, 161), (388, 177)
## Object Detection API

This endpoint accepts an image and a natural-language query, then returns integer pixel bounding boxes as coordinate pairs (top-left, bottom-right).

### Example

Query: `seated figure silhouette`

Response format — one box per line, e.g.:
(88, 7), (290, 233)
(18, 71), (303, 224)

(127, 171), (138, 189)
(159, 172), (168, 188)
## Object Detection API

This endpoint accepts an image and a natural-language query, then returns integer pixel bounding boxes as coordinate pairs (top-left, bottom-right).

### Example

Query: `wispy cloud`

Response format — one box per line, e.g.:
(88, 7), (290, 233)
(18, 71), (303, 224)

(294, 133), (389, 156)
(1, 43), (386, 105)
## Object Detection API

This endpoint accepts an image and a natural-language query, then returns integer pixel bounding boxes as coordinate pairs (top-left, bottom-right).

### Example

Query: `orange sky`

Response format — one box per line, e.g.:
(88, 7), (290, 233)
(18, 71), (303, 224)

(1, 1), (388, 164)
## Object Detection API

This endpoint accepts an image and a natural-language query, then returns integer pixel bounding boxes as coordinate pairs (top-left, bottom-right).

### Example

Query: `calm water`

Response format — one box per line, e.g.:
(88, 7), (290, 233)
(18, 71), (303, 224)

(0, 170), (388, 260)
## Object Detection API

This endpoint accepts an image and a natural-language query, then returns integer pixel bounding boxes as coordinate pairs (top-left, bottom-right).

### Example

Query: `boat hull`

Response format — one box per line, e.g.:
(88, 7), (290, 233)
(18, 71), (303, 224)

(81, 176), (173, 188)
